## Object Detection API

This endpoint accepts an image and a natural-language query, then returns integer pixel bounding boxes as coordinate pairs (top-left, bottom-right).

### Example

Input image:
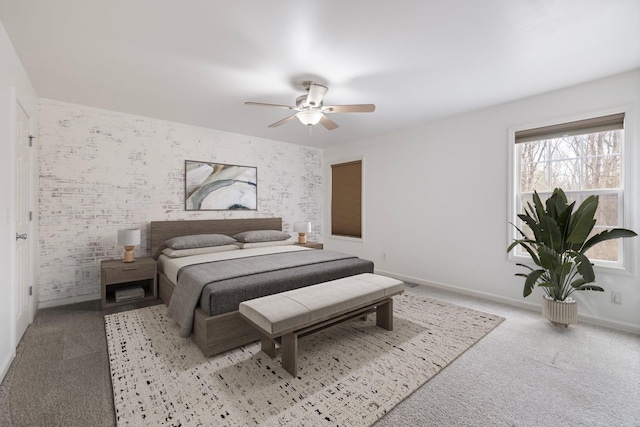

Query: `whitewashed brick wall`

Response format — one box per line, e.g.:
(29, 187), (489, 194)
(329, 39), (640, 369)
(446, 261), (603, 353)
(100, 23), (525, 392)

(38, 98), (323, 306)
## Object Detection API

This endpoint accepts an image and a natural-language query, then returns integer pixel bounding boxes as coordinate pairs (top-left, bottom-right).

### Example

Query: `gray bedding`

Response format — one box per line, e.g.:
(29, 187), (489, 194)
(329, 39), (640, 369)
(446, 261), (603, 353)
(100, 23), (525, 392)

(166, 250), (374, 337)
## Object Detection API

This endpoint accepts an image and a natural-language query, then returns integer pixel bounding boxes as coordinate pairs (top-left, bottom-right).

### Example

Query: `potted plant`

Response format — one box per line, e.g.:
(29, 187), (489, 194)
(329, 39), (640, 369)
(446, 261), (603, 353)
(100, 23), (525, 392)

(508, 188), (636, 326)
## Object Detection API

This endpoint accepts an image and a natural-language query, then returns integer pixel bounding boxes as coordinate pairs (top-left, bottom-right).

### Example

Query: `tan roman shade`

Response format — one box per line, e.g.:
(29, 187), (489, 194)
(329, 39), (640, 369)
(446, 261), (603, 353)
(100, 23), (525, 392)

(331, 160), (362, 238)
(515, 113), (625, 144)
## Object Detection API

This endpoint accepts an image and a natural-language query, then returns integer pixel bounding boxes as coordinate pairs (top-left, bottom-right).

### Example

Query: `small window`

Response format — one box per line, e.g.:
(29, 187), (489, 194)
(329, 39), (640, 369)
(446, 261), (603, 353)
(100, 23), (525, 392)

(331, 160), (362, 238)
(513, 113), (626, 265)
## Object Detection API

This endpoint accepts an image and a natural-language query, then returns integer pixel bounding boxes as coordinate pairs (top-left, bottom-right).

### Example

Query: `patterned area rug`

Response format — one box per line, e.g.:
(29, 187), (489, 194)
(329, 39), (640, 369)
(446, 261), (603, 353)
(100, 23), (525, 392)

(105, 293), (504, 426)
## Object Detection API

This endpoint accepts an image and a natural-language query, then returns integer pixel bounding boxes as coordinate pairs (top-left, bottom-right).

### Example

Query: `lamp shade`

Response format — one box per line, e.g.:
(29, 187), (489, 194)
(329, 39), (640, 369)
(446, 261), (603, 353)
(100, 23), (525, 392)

(117, 229), (141, 246)
(297, 111), (322, 126)
(294, 222), (312, 233)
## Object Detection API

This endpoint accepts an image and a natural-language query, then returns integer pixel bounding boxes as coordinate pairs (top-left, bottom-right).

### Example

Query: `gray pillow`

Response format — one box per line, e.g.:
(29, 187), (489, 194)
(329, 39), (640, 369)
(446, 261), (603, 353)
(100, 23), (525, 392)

(233, 230), (291, 243)
(165, 234), (237, 250)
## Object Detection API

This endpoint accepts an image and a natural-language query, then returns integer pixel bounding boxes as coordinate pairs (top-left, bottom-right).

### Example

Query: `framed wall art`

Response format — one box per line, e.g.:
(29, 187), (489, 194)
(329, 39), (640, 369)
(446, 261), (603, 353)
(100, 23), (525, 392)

(185, 160), (257, 211)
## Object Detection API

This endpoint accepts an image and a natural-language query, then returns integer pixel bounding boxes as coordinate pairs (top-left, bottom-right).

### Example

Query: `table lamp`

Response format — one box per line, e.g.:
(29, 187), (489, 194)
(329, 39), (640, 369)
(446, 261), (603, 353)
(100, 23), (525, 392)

(117, 229), (141, 263)
(293, 222), (312, 244)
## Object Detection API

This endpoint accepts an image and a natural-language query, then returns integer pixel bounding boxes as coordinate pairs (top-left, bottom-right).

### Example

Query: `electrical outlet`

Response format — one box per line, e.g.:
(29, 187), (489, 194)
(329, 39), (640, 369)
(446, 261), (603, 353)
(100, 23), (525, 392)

(381, 252), (387, 261)
(83, 270), (91, 280)
(611, 291), (622, 304)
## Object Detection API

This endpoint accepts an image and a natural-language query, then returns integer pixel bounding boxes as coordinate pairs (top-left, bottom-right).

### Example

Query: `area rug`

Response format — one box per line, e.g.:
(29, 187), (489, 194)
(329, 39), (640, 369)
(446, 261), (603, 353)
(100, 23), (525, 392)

(105, 293), (504, 426)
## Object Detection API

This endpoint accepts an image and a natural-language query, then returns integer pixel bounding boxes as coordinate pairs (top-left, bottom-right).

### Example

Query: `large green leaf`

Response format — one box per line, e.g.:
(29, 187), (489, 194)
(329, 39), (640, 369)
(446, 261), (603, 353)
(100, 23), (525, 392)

(532, 192), (545, 223)
(572, 251), (595, 282)
(540, 216), (562, 251)
(556, 201), (576, 248)
(524, 202), (537, 222)
(575, 284), (605, 292)
(546, 197), (558, 221)
(546, 189), (568, 221)
(509, 222), (529, 240)
(523, 269), (545, 297)
(553, 262), (573, 281)
(517, 214), (542, 242)
(538, 245), (560, 271)
(514, 242), (541, 266)
(570, 278), (588, 289)
(581, 228), (638, 253)
(567, 218), (596, 246)
(566, 196), (598, 244)
(554, 188), (569, 204)
(515, 263), (535, 272)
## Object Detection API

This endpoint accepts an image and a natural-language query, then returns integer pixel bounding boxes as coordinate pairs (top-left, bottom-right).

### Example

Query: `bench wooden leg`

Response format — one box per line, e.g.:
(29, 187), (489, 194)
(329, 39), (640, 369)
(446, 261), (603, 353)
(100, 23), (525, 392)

(261, 334), (276, 358)
(281, 333), (298, 377)
(376, 299), (393, 331)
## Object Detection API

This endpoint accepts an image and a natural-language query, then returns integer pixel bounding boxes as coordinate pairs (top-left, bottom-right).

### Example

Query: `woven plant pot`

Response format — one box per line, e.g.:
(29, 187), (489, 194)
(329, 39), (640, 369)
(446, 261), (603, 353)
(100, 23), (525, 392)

(542, 295), (577, 327)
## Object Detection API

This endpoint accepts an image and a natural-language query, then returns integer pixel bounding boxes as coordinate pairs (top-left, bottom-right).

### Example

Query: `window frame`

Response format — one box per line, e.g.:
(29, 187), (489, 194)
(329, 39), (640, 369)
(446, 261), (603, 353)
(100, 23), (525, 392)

(329, 157), (365, 243)
(508, 108), (635, 275)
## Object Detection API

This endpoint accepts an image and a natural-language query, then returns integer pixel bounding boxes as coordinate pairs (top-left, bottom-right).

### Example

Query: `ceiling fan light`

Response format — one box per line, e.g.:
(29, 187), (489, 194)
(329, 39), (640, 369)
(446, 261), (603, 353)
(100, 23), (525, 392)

(297, 110), (323, 126)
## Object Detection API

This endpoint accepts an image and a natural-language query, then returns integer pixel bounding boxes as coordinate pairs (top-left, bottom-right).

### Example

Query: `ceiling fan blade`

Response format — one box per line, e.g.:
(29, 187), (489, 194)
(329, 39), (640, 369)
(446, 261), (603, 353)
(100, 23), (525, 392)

(319, 114), (339, 130)
(306, 83), (328, 107)
(323, 104), (376, 113)
(245, 101), (295, 110)
(268, 114), (298, 128)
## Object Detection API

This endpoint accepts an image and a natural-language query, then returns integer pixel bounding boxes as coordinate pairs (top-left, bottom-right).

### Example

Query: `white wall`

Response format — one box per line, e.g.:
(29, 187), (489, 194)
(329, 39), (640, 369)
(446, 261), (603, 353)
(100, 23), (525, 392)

(0, 20), (38, 382)
(325, 70), (640, 333)
(38, 99), (323, 307)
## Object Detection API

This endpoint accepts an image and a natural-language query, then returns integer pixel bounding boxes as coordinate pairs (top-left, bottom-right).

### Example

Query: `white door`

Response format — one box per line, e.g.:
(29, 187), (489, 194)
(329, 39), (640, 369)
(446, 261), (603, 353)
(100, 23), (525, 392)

(14, 101), (32, 344)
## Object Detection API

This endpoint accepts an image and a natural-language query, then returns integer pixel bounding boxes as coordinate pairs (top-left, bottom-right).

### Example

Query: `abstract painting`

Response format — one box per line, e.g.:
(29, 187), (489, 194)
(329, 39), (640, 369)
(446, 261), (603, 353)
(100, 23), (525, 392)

(185, 160), (257, 210)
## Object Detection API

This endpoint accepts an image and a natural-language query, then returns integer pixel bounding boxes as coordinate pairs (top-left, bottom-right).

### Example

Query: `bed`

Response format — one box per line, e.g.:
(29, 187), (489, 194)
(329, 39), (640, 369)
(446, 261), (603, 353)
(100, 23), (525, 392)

(150, 218), (374, 357)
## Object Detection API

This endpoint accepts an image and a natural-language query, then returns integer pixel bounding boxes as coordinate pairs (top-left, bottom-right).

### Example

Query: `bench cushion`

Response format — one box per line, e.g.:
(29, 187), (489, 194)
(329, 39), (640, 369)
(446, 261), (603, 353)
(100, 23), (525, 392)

(239, 273), (404, 335)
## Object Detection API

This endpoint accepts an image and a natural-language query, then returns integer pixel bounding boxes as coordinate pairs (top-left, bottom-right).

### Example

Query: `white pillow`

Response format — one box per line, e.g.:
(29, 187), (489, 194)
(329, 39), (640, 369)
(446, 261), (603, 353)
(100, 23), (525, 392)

(234, 240), (295, 249)
(162, 244), (239, 258)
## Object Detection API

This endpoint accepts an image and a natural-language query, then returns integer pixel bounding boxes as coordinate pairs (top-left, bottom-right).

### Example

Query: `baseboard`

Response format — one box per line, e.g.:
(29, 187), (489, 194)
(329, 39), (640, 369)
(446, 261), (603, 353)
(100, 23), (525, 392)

(374, 269), (541, 311)
(375, 269), (640, 335)
(574, 312), (640, 335)
(0, 348), (15, 385)
(38, 292), (100, 309)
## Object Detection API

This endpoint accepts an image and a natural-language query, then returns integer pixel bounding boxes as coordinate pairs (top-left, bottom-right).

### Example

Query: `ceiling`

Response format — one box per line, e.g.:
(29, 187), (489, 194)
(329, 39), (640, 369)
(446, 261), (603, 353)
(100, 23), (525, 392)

(1, 1), (639, 148)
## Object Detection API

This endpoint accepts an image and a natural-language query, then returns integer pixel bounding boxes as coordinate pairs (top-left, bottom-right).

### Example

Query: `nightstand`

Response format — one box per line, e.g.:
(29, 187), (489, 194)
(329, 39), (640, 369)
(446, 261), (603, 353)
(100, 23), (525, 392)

(295, 242), (323, 249)
(101, 256), (158, 309)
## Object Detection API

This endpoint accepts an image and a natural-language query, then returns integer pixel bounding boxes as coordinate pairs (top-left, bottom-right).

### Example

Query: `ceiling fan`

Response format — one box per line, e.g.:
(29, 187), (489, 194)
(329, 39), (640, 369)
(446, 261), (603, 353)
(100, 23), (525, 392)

(245, 81), (375, 130)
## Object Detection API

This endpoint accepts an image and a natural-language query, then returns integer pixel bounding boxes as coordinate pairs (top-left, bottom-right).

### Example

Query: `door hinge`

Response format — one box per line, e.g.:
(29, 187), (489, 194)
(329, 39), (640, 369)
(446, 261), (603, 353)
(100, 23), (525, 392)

(29, 211), (32, 221)
(29, 286), (32, 296)
(28, 135), (34, 147)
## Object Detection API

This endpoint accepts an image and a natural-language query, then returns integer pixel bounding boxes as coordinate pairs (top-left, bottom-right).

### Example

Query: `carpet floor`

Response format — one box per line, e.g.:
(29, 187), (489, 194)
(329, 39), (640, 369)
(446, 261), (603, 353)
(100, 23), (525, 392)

(2, 283), (639, 426)
(105, 293), (503, 426)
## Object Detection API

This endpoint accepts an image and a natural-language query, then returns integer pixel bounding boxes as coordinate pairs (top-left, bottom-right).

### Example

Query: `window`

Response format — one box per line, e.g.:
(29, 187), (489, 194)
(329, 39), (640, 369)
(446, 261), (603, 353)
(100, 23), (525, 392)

(331, 160), (362, 239)
(513, 113), (627, 266)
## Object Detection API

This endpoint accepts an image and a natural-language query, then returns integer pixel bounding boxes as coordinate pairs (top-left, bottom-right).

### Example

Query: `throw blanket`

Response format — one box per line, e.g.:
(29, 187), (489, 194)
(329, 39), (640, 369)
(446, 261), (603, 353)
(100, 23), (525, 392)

(167, 250), (357, 337)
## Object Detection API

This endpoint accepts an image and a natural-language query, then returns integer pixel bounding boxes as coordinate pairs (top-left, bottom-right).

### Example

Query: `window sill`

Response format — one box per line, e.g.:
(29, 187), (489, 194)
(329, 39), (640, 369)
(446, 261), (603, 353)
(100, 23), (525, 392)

(330, 234), (364, 243)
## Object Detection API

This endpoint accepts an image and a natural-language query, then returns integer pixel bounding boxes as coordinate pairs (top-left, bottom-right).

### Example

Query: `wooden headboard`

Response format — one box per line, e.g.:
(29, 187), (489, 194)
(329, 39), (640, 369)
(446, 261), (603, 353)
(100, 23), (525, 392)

(149, 217), (283, 259)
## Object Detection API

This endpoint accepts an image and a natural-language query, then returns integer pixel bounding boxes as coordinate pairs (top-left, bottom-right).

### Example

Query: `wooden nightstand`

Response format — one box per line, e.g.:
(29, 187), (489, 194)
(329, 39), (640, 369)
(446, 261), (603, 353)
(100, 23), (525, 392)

(101, 256), (158, 309)
(295, 242), (323, 249)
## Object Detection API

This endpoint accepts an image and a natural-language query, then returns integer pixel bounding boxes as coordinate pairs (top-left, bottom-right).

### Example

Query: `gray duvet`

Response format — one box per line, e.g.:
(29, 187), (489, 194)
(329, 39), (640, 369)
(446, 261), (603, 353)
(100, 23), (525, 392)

(166, 250), (374, 337)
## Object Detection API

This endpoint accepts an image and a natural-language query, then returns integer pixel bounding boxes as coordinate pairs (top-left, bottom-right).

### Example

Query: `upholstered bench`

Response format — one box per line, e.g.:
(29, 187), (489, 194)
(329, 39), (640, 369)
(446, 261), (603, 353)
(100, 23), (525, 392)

(239, 273), (404, 376)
